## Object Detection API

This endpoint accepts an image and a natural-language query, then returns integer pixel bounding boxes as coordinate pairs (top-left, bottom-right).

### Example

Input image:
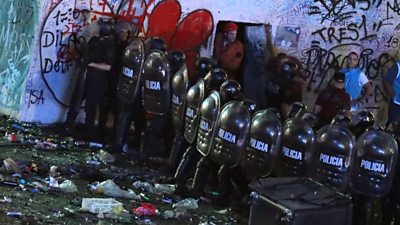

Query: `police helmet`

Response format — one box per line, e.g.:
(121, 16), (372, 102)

(351, 110), (375, 136)
(144, 37), (167, 52)
(167, 50), (185, 72)
(242, 99), (257, 115)
(266, 108), (282, 121)
(195, 57), (216, 78)
(98, 17), (114, 37)
(219, 80), (242, 102)
(301, 112), (319, 129)
(281, 61), (299, 78)
(204, 68), (228, 92)
(351, 110), (375, 128)
(331, 112), (352, 126)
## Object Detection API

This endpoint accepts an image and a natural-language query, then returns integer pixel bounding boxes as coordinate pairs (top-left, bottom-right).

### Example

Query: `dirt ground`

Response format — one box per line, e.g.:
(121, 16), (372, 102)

(0, 116), (249, 225)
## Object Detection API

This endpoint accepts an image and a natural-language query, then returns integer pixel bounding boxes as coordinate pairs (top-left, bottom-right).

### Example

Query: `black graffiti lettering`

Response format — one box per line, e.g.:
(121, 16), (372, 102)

(312, 28), (327, 42)
(43, 58), (73, 74)
(42, 30), (63, 48)
(386, 36), (400, 48)
(358, 0), (371, 10)
(312, 25), (359, 44)
(359, 15), (378, 41)
(347, 23), (360, 40)
(375, 85), (387, 103)
(29, 89), (45, 105)
(387, 0), (400, 19)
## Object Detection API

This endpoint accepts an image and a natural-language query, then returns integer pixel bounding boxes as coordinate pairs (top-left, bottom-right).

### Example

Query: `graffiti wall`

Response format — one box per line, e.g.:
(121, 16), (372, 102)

(10, 0), (400, 125)
(0, 0), (39, 116)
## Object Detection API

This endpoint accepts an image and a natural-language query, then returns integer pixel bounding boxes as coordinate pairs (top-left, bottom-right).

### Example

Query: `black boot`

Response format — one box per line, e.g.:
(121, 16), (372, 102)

(215, 165), (231, 208)
(190, 156), (210, 198)
(167, 132), (189, 174)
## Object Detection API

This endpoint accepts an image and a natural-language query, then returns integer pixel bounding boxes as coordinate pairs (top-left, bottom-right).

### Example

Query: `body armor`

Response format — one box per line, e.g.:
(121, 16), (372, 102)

(116, 39), (145, 104)
(209, 101), (251, 167)
(142, 49), (171, 115)
(241, 108), (282, 176)
(351, 129), (398, 198)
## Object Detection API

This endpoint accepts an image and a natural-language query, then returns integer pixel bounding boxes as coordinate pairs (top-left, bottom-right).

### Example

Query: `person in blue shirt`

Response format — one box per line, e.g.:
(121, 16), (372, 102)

(341, 52), (372, 105)
(383, 60), (400, 124)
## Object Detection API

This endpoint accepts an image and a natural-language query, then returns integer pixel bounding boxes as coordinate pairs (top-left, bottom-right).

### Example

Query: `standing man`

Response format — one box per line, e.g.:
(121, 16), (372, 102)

(383, 60), (400, 125)
(213, 22), (244, 80)
(84, 18), (115, 131)
(313, 72), (351, 127)
(98, 21), (132, 139)
(341, 52), (373, 105)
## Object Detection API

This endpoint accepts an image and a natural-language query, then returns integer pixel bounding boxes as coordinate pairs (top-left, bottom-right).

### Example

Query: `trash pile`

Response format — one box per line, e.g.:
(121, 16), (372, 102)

(0, 115), (247, 224)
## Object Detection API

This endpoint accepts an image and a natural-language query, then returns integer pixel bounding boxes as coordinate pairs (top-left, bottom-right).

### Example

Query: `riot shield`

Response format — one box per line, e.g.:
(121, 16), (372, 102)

(196, 91), (221, 156)
(351, 129), (398, 198)
(209, 101), (251, 167)
(116, 39), (145, 104)
(171, 64), (189, 132)
(241, 108), (282, 176)
(276, 117), (315, 176)
(183, 79), (205, 144)
(142, 49), (171, 115)
(312, 124), (356, 191)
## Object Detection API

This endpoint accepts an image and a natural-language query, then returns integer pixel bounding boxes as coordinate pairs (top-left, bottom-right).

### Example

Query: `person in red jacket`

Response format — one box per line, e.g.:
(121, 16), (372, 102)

(313, 72), (351, 127)
(213, 22), (244, 80)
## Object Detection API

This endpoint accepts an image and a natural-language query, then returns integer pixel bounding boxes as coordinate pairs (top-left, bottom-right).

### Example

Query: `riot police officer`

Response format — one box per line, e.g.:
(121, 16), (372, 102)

(112, 37), (166, 154)
(276, 102), (315, 177)
(97, 21), (133, 139)
(188, 80), (243, 198)
(211, 99), (255, 207)
(170, 68), (228, 190)
(166, 57), (217, 175)
(265, 54), (305, 120)
(241, 108), (282, 178)
(65, 17), (115, 135)
(351, 127), (398, 225)
(167, 51), (189, 172)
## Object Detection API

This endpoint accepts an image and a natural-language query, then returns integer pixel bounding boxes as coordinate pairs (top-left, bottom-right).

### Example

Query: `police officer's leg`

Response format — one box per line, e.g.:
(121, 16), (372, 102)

(173, 145), (199, 186)
(132, 97), (145, 148)
(97, 92), (111, 135)
(190, 156), (211, 197)
(65, 72), (85, 126)
(140, 114), (166, 160)
(84, 101), (97, 130)
(112, 104), (134, 152)
(162, 114), (175, 157)
(231, 167), (250, 194)
(382, 197), (395, 225)
(394, 202), (400, 225)
(217, 164), (231, 207)
(168, 130), (189, 174)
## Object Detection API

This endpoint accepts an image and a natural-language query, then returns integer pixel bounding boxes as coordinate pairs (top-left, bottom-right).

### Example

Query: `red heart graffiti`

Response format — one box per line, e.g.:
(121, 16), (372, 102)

(146, 0), (213, 80)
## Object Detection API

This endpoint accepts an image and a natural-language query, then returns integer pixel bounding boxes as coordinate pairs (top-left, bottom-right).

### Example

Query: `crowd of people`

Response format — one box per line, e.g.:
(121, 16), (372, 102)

(61, 18), (400, 214)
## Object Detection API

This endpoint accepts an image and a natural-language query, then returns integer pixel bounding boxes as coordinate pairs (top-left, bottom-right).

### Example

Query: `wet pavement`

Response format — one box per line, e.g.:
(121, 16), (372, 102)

(0, 115), (248, 224)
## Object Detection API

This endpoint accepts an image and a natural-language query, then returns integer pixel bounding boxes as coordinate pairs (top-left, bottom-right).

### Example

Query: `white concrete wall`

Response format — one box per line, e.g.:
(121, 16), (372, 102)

(1, 0), (398, 125)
